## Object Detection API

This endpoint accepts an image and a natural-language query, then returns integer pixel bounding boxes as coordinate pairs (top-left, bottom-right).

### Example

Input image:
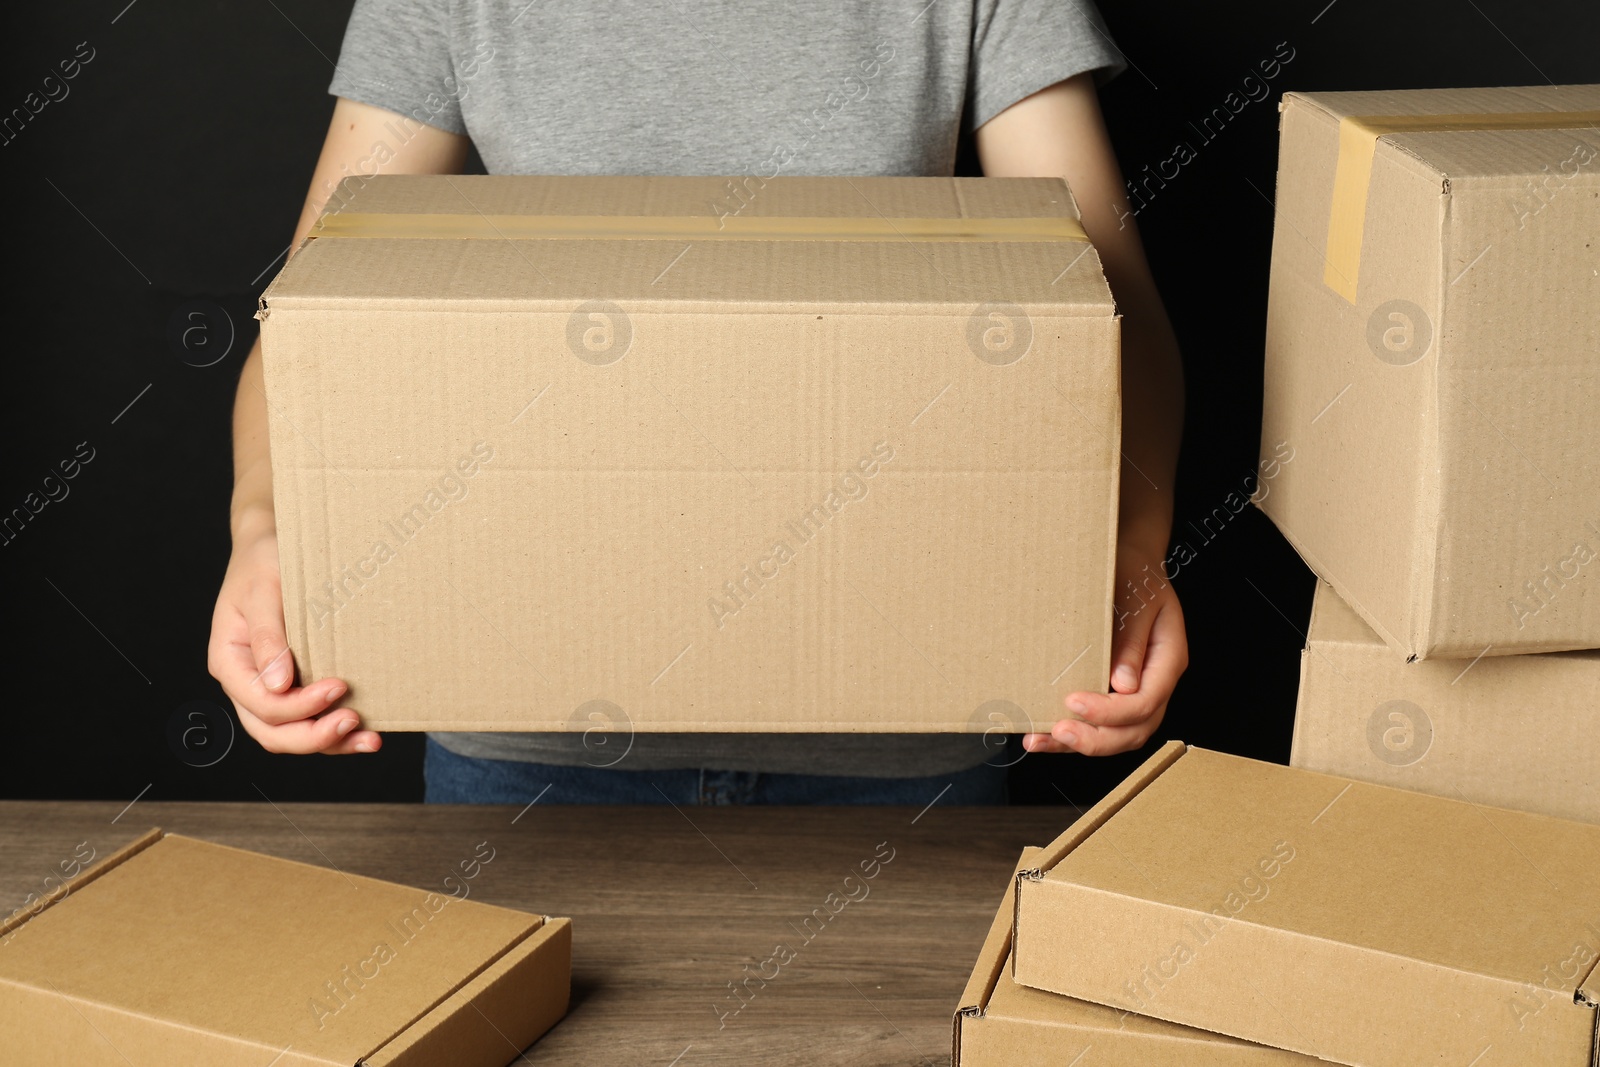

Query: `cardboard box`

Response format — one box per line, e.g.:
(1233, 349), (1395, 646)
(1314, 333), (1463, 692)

(1293, 580), (1600, 823)
(260, 174), (1120, 731)
(1257, 85), (1600, 659)
(0, 829), (571, 1066)
(1013, 742), (1600, 1067)
(955, 847), (1322, 1066)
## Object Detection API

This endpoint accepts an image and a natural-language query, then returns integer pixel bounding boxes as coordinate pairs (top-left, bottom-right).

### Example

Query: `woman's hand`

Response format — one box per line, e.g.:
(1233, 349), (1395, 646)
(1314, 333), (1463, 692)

(1025, 542), (1188, 755)
(208, 521), (381, 755)
(210, 98), (467, 756)
(979, 75), (1189, 757)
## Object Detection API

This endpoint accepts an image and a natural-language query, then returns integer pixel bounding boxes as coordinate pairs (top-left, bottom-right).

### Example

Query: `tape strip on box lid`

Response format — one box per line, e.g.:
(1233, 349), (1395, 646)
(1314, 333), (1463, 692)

(310, 212), (1089, 243)
(1323, 108), (1600, 301)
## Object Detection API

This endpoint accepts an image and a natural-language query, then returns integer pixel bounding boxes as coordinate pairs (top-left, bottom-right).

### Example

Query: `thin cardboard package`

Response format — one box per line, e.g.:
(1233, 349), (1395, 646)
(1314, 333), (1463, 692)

(955, 847), (1322, 1066)
(1293, 580), (1600, 823)
(0, 829), (571, 1066)
(258, 174), (1120, 732)
(1012, 742), (1600, 1067)
(1256, 84), (1600, 659)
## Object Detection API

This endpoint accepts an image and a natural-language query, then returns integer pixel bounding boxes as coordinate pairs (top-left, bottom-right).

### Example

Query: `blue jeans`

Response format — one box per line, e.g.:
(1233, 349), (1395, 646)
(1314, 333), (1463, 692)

(423, 737), (1008, 805)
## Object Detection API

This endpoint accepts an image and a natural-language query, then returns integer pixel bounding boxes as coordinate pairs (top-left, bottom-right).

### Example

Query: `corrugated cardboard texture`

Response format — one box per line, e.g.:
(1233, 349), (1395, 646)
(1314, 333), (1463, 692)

(260, 175), (1120, 731)
(1258, 85), (1600, 659)
(1293, 580), (1600, 822)
(1015, 747), (1600, 1067)
(956, 847), (1321, 1066)
(0, 832), (569, 1067)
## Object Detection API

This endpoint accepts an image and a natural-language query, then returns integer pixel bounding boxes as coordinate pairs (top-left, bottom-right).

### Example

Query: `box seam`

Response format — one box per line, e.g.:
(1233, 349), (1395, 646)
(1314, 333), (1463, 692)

(1414, 153), (1452, 659)
(251, 297), (1118, 317)
(357, 916), (550, 1064)
(1035, 876), (1600, 1004)
(0, 827), (163, 941)
(0, 973), (344, 1067)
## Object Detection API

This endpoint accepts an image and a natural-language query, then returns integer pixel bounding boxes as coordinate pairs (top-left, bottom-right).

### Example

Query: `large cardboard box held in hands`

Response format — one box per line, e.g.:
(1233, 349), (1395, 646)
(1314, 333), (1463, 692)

(259, 175), (1120, 732)
(0, 829), (571, 1067)
(955, 848), (1322, 1066)
(1293, 580), (1600, 823)
(1012, 742), (1600, 1067)
(1257, 85), (1600, 660)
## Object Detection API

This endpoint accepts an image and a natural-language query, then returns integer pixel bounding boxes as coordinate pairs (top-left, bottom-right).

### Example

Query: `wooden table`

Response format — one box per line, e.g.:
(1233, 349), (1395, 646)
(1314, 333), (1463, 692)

(0, 801), (1078, 1066)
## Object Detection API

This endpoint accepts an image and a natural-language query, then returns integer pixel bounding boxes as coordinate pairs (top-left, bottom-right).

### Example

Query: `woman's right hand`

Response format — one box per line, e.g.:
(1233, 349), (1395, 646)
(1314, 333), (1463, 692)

(208, 524), (381, 755)
(208, 97), (466, 755)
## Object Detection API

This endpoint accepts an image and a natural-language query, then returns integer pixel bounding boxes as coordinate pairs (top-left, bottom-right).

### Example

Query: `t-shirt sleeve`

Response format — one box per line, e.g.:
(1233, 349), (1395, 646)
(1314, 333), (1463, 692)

(327, 0), (467, 135)
(968, 0), (1128, 130)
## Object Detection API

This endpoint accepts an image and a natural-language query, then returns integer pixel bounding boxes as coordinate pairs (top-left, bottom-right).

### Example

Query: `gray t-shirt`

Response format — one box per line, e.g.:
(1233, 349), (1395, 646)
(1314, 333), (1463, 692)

(327, 0), (1123, 776)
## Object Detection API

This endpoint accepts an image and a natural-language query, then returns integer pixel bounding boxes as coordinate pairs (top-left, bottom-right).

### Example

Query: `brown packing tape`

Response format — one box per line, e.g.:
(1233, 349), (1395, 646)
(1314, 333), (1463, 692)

(310, 212), (1089, 243)
(1323, 109), (1600, 302)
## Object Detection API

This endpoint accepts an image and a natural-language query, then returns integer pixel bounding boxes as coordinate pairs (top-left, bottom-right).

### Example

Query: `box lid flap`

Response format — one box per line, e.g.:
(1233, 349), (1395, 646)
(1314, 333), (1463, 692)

(261, 175), (1115, 315)
(1042, 747), (1600, 993)
(1032, 740), (1187, 872)
(1285, 84), (1600, 179)
(1304, 580), (1389, 648)
(364, 917), (570, 1066)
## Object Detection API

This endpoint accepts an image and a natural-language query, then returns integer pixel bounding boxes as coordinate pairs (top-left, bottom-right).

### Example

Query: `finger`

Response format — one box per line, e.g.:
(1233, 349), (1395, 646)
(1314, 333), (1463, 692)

(319, 728), (383, 756)
(1053, 600), (1187, 750)
(236, 702), (379, 755)
(218, 642), (348, 728)
(1109, 592), (1158, 694)
(1043, 592), (1187, 751)
(1066, 689), (1153, 729)
(1049, 717), (1157, 757)
(246, 583), (294, 692)
(1136, 592), (1189, 696)
(1067, 597), (1188, 728)
(211, 606), (350, 726)
(1058, 664), (1166, 733)
(1023, 731), (1076, 754)
(218, 651), (346, 727)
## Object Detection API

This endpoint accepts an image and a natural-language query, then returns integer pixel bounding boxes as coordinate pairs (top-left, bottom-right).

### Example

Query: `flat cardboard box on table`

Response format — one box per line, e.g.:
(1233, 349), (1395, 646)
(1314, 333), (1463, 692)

(0, 829), (571, 1067)
(1013, 742), (1600, 1067)
(1293, 580), (1600, 823)
(259, 174), (1121, 732)
(955, 847), (1322, 1066)
(1257, 84), (1600, 659)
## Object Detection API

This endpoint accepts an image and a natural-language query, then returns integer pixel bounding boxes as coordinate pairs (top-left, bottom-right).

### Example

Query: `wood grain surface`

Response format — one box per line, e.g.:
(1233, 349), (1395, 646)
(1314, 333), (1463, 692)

(0, 800), (1077, 1066)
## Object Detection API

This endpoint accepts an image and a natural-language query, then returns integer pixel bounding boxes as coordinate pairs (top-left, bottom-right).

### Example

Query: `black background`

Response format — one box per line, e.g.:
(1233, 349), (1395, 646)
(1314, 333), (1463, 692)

(2, 0), (1595, 805)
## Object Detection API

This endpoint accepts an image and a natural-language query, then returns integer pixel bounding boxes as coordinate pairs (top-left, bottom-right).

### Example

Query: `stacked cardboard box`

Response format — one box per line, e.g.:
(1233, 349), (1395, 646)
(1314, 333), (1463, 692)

(1293, 581), (1600, 822)
(956, 84), (1600, 1067)
(1257, 84), (1600, 660)
(957, 743), (1600, 1067)
(1254, 83), (1600, 822)
(955, 848), (1325, 1066)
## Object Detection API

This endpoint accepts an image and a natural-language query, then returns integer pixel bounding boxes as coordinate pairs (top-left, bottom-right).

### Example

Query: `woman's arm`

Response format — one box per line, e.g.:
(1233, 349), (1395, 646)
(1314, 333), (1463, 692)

(976, 72), (1189, 756)
(211, 98), (469, 755)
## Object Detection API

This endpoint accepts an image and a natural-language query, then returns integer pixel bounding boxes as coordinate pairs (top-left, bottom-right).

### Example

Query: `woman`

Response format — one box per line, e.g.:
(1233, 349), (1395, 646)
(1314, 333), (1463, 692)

(209, 0), (1187, 804)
